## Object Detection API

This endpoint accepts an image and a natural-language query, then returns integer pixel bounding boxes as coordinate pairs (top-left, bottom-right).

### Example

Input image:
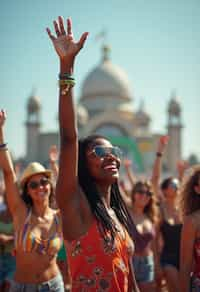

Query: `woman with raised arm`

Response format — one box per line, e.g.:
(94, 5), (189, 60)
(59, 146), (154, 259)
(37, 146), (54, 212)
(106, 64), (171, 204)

(0, 110), (64, 291)
(151, 135), (183, 292)
(47, 16), (140, 292)
(180, 165), (200, 292)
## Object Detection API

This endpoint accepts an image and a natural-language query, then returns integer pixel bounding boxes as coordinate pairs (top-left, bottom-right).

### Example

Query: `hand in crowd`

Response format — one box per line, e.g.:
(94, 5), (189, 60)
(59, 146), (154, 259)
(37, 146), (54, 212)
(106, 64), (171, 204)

(157, 135), (169, 154)
(49, 145), (59, 163)
(46, 16), (88, 61)
(123, 158), (132, 168)
(0, 109), (6, 128)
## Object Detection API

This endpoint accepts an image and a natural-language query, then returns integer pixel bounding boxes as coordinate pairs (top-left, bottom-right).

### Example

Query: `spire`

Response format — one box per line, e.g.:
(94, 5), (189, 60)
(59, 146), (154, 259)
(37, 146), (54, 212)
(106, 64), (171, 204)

(168, 89), (181, 116)
(95, 30), (111, 62)
(102, 44), (111, 62)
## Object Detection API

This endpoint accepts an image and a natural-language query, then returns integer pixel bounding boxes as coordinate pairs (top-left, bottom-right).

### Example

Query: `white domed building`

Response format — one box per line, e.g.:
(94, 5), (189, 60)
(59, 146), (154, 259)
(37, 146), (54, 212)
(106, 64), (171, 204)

(24, 47), (183, 174)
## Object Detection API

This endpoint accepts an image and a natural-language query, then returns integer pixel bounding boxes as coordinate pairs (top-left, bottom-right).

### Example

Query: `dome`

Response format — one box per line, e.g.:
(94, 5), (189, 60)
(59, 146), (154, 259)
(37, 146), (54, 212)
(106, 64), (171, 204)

(81, 46), (132, 102)
(27, 94), (41, 114)
(117, 102), (134, 113)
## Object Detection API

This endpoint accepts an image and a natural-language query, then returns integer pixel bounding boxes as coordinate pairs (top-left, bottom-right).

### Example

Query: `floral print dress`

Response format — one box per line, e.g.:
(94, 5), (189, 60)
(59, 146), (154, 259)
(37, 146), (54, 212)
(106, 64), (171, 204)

(66, 217), (134, 292)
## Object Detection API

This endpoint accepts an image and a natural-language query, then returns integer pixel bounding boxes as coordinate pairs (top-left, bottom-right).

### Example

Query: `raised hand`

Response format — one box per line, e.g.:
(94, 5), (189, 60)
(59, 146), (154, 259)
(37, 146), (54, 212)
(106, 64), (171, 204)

(0, 110), (6, 128)
(46, 16), (88, 61)
(157, 135), (169, 154)
(49, 145), (59, 163)
(123, 158), (132, 168)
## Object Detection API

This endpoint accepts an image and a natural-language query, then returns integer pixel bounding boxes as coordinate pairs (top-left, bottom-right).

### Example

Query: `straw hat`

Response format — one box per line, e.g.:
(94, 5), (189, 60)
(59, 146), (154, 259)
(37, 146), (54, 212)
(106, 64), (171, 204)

(20, 162), (52, 187)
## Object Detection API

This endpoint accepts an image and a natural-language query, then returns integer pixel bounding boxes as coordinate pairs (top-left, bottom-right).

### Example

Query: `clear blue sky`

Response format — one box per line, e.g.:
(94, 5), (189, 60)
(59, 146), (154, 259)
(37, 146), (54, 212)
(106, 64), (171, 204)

(0, 0), (199, 160)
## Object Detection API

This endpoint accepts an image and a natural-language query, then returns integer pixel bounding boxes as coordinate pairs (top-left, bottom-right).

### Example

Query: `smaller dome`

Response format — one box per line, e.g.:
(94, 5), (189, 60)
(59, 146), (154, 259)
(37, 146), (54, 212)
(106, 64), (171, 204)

(134, 110), (151, 126)
(27, 95), (41, 114)
(77, 104), (89, 126)
(134, 99), (151, 126)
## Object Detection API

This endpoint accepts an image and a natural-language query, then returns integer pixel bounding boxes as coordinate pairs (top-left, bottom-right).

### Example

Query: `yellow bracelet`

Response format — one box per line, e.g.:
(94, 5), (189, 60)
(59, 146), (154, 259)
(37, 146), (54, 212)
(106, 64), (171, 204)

(60, 84), (72, 95)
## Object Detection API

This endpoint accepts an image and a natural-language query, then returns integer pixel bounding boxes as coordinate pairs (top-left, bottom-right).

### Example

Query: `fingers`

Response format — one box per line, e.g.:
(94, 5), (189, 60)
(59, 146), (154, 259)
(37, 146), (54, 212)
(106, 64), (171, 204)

(58, 16), (66, 35)
(77, 32), (89, 50)
(0, 109), (7, 123)
(67, 18), (73, 36)
(46, 28), (56, 41)
(53, 20), (61, 37)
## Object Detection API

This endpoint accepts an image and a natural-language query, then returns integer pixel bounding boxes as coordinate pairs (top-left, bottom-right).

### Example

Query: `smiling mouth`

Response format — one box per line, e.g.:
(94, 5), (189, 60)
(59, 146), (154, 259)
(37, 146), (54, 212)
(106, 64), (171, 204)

(103, 164), (118, 172)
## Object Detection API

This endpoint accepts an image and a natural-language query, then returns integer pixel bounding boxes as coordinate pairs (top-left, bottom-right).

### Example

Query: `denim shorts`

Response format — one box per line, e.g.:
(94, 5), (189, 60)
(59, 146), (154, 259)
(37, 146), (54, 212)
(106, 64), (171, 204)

(9, 273), (64, 292)
(133, 254), (155, 283)
(0, 253), (16, 284)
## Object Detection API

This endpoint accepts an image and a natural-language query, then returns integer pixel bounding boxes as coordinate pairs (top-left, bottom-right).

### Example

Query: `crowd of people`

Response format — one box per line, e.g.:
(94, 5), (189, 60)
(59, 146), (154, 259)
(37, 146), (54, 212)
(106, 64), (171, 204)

(0, 16), (199, 292)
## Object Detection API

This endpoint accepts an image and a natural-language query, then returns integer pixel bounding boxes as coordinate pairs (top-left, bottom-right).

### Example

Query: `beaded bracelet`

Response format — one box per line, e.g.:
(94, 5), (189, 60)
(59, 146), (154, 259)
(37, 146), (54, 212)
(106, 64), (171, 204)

(0, 143), (8, 151)
(59, 79), (76, 86)
(59, 73), (74, 80)
(0, 143), (7, 148)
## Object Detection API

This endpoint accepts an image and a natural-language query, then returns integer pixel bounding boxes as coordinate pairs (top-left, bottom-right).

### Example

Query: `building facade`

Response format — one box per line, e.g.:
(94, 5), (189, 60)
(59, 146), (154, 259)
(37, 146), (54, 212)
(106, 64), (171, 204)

(25, 46), (182, 175)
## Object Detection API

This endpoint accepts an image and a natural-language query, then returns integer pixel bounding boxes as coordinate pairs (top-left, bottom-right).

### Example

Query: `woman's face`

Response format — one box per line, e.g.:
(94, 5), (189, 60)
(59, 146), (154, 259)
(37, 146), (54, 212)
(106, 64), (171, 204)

(27, 174), (51, 204)
(132, 185), (151, 209)
(86, 138), (121, 184)
(164, 179), (179, 199)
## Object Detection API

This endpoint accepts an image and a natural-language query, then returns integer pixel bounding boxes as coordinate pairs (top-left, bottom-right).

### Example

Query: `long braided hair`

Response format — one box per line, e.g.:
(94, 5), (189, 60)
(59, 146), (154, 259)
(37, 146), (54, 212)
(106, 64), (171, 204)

(78, 135), (139, 244)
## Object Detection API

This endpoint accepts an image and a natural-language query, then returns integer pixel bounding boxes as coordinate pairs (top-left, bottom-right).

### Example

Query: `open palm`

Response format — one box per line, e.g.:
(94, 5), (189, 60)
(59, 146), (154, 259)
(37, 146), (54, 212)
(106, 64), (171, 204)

(47, 16), (88, 60)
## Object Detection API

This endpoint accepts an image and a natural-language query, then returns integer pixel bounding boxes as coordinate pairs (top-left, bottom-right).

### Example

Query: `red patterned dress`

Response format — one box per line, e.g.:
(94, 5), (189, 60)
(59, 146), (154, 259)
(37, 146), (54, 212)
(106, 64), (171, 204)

(66, 218), (134, 292)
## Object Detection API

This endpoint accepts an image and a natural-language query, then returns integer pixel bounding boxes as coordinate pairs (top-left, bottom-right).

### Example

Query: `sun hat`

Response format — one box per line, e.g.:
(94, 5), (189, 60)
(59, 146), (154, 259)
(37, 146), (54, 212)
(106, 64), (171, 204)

(20, 162), (52, 187)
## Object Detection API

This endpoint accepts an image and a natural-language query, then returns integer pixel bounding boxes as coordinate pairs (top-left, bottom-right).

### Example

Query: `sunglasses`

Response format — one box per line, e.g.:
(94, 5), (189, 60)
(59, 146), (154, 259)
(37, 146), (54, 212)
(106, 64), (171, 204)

(135, 189), (152, 197)
(169, 179), (179, 190)
(88, 146), (122, 159)
(28, 178), (50, 190)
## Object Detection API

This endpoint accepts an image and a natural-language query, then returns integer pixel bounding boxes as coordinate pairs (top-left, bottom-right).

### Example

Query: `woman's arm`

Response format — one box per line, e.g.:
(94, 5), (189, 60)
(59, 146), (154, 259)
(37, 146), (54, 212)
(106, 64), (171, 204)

(180, 215), (195, 292)
(151, 135), (169, 197)
(49, 145), (59, 181)
(0, 110), (26, 220)
(47, 17), (90, 239)
(176, 160), (189, 183)
(123, 159), (136, 189)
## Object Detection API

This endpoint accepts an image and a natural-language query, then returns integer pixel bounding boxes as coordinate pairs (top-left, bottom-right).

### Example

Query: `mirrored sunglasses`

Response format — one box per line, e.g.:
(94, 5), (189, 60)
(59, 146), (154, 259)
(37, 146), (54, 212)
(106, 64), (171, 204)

(88, 146), (122, 159)
(28, 178), (50, 190)
(169, 179), (179, 190)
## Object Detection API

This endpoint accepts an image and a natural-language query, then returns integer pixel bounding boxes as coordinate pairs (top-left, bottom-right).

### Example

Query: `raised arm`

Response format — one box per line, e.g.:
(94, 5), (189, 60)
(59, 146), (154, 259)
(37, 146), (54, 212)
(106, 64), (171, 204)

(47, 17), (89, 238)
(48, 145), (59, 181)
(176, 160), (189, 183)
(123, 159), (136, 189)
(0, 110), (26, 219)
(151, 135), (169, 196)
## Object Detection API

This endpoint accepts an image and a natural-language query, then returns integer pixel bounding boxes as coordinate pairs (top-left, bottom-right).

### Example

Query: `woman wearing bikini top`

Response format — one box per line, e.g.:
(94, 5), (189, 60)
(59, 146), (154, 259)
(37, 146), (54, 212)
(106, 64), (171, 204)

(0, 110), (64, 291)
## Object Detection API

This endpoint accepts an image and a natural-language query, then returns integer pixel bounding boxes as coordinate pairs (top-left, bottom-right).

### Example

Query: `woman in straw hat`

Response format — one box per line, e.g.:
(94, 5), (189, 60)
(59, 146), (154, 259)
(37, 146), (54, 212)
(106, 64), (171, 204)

(0, 110), (64, 291)
(46, 16), (140, 292)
